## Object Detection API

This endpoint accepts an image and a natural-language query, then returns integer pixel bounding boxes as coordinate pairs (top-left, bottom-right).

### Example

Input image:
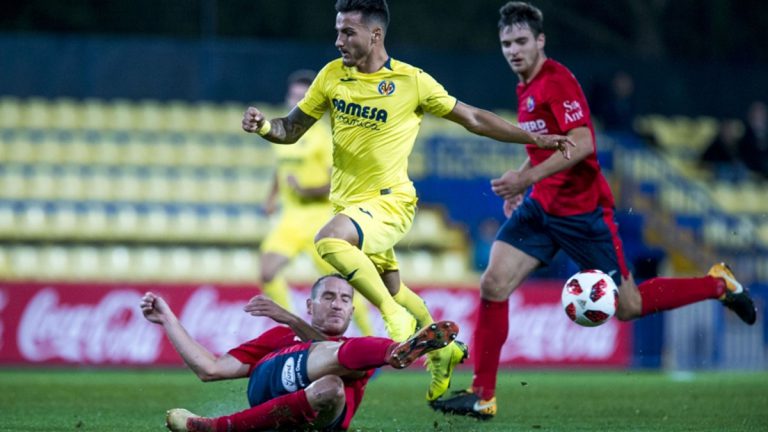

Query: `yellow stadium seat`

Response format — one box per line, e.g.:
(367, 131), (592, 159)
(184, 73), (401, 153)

(136, 247), (166, 281)
(166, 100), (195, 133)
(0, 205), (16, 238)
(21, 98), (51, 130)
(18, 204), (48, 238)
(71, 246), (103, 281)
(81, 99), (109, 130)
(11, 246), (42, 280)
(0, 96), (22, 128)
(0, 166), (28, 200)
(82, 205), (110, 240)
(109, 99), (137, 131)
(113, 205), (141, 239)
(48, 205), (80, 240)
(40, 246), (71, 280)
(50, 98), (82, 130)
(228, 248), (259, 281)
(143, 207), (171, 240)
(135, 100), (166, 132)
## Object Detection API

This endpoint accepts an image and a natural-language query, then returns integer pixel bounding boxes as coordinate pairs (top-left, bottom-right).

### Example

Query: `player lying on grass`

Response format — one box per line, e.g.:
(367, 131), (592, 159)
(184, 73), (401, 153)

(140, 274), (459, 431)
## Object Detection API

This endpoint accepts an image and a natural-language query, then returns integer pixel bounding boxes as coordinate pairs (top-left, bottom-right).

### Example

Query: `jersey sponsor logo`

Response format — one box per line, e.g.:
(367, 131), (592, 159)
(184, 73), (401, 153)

(563, 100), (584, 124)
(377, 80), (396, 96)
(526, 96), (535, 112)
(331, 98), (388, 130)
(281, 356), (298, 392)
(519, 119), (548, 133)
(358, 208), (373, 218)
(340, 77), (357, 82)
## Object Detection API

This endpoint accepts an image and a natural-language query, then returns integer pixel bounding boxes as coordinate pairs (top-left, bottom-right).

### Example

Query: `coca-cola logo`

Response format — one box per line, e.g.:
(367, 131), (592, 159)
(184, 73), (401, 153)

(502, 293), (619, 362)
(179, 288), (273, 354)
(18, 288), (163, 363)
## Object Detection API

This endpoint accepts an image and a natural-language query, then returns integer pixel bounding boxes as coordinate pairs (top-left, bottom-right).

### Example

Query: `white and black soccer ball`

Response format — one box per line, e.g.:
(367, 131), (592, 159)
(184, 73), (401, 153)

(561, 270), (619, 327)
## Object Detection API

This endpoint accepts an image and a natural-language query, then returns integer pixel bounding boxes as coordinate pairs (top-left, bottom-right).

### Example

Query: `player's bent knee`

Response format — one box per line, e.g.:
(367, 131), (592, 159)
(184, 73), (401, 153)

(480, 271), (511, 301)
(306, 375), (346, 411)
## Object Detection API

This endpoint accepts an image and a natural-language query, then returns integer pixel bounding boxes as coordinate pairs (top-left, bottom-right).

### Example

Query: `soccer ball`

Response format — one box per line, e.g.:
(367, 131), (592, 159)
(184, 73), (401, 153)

(561, 270), (619, 327)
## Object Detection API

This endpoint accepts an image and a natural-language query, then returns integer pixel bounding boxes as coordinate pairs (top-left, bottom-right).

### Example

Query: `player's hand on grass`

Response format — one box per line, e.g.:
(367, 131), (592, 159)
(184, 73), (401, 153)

(491, 169), (531, 201)
(140, 292), (174, 325)
(242, 107), (267, 133)
(244, 295), (293, 324)
(503, 194), (524, 218)
(533, 134), (575, 159)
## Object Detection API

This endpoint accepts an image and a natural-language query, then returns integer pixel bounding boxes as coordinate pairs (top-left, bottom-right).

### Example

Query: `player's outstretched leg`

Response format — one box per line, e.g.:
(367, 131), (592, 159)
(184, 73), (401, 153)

(388, 321), (460, 369)
(425, 340), (469, 401)
(709, 262), (757, 325)
(166, 408), (214, 432)
(430, 389), (497, 421)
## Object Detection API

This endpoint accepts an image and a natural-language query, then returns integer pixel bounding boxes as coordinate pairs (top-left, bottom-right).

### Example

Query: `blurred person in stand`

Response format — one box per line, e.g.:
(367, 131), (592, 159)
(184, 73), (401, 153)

(737, 101), (768, 179)
(699, 118), (749, 182)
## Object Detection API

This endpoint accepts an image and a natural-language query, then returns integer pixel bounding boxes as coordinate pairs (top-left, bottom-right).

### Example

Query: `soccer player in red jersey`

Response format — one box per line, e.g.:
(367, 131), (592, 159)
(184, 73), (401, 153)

(141, 274), (459, 431)
(431, 1), (757, 420)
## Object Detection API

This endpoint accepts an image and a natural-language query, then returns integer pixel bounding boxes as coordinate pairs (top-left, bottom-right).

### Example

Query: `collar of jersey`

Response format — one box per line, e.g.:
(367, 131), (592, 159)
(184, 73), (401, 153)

(343, 57), (395, 78)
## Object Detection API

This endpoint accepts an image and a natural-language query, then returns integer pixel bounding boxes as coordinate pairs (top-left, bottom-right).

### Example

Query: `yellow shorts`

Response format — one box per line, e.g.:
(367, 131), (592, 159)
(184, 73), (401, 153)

(261, 204), (332, 259)
(337, 189), (417, 273)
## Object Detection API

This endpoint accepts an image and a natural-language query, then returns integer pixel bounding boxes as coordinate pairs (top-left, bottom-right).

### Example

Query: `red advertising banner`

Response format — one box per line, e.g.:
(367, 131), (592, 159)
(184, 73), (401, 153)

(0, 281), (631, 367)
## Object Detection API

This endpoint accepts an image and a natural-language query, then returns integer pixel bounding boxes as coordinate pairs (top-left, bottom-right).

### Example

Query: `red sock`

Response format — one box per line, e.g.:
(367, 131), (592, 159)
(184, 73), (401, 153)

(639, 276), (725, 316)
(337, 337), (394, 370)
(213, 389), (316, 431)
(471, 299), (509, 400)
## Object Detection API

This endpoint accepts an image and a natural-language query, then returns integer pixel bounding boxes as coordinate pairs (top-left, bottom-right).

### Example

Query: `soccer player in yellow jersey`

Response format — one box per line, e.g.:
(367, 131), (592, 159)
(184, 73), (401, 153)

(242, 0), (573, 403)
(260, 69), (373, 336)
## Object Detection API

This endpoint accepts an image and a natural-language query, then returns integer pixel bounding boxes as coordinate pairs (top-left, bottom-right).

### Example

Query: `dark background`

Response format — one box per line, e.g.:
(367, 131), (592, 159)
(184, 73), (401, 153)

(1, 0), (767, 116)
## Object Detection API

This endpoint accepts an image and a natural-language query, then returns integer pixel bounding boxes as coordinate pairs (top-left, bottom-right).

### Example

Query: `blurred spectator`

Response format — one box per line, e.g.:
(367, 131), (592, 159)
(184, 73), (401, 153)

(472, 217), (500, 271)
(699, 118), (748, 182)
(737, 101), (768, 179)
(591, 70), (638, 133)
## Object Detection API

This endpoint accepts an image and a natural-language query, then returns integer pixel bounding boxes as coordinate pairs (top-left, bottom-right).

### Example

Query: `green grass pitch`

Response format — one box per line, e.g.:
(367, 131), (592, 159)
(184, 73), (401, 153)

(1, 368), (766, 431)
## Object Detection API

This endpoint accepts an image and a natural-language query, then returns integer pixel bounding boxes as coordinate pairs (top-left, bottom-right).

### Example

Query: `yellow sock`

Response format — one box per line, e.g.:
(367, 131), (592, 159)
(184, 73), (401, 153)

(261, 276), (293, 311)
(394, 283), (434, 329)
(352, 294), (374, 336)
(315, 237), (400, 315)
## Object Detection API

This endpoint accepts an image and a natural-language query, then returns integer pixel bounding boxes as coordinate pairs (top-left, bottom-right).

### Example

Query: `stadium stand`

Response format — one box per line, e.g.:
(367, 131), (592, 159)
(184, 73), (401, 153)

(0, 98), (472, 283)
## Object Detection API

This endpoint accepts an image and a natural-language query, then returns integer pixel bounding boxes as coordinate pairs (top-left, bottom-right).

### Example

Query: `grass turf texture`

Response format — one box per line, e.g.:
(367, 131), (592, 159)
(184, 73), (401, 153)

(1, 369), (766, 431)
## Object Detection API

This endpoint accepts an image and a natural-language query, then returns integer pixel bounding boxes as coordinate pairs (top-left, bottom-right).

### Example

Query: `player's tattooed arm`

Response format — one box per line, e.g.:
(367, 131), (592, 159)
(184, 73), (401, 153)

(242, 106), (318, 144)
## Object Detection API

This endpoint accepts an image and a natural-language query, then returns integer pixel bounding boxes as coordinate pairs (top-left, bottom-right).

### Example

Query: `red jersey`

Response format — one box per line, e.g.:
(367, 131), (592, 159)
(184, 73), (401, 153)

(227, 325), (374, 430)
(516, 59), (614, 215)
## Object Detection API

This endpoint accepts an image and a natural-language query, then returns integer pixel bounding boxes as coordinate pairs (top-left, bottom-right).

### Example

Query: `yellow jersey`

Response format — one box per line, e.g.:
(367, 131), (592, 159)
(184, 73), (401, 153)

(272, 120), (332, 209)
(297, 58), (457, 207)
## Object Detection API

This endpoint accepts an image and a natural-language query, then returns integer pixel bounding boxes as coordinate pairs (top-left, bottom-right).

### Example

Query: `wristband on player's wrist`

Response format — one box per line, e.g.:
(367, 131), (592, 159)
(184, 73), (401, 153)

(257, 120), (272, 136)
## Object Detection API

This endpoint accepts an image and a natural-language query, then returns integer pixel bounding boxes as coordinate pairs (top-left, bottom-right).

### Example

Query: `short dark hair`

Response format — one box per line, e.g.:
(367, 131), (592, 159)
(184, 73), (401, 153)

(335, 0), (390, 30)
(498, 2), (544, 37)
(310, 273), (352, 299)
(287, 69), (316, 87)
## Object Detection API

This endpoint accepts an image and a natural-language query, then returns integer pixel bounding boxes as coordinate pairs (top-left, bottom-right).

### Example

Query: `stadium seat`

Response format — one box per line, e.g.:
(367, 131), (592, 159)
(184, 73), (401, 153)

(50, 98), (82, 130)
(71, 246), (103, 280)
(0, 96), (22, 128)
(0, 205), (15, 238)
(11, 246), (41, 280)
(227, 248), (259, 281)
(40, 246), (72, 280)
(48, 204), (80, 240)
(0, 166), (27, 200)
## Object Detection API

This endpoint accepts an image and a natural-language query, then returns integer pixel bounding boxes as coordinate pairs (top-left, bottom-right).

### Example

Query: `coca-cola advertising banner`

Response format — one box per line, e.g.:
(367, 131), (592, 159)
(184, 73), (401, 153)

(0, 281), (631, 367)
